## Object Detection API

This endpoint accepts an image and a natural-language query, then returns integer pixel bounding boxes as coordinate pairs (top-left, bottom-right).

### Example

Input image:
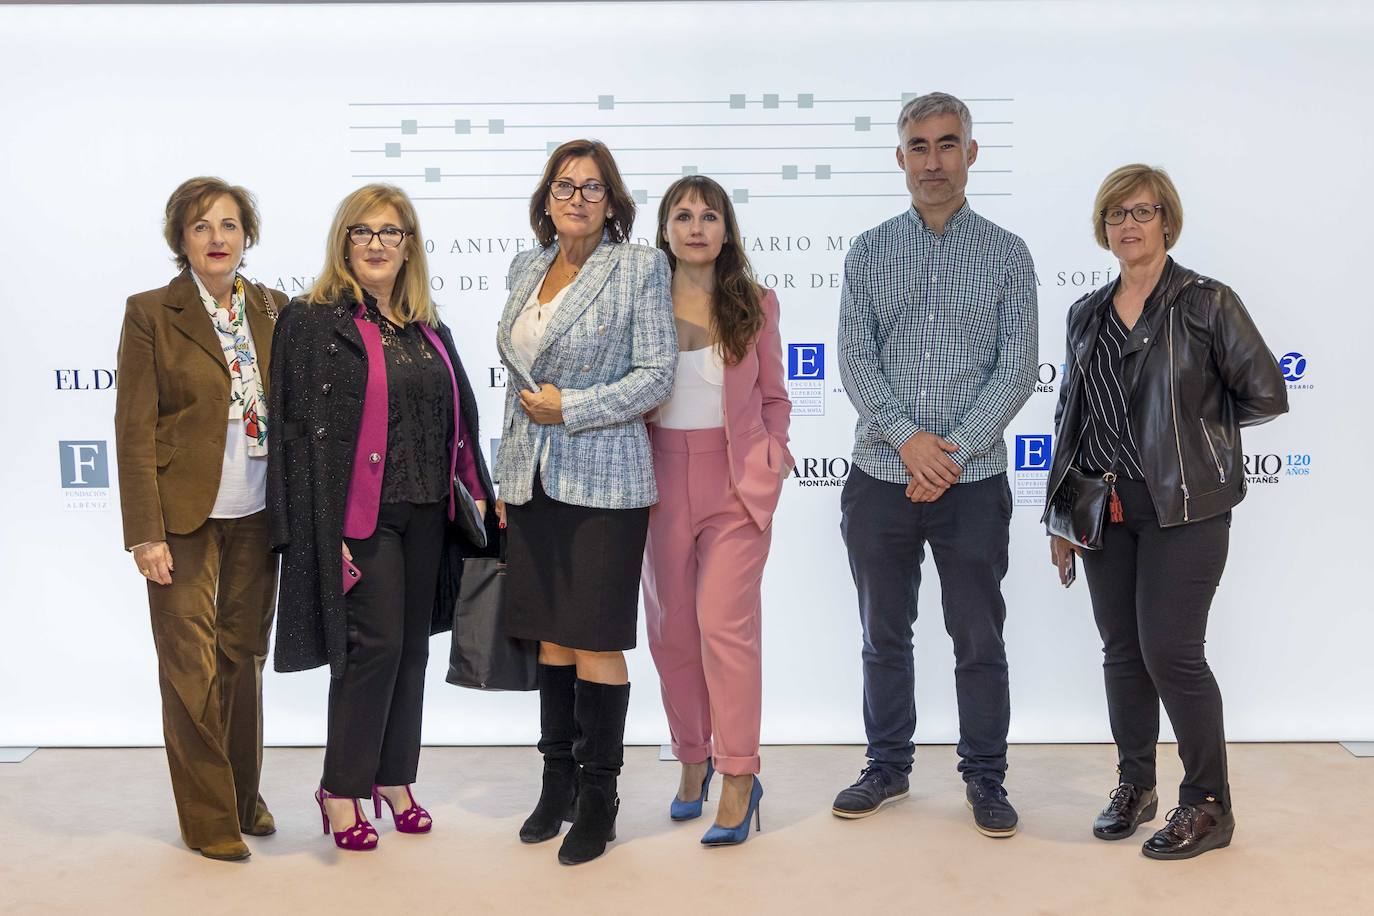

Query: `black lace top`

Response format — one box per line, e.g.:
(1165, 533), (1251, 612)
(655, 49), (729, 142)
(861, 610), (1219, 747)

(361, 298), (454, 505)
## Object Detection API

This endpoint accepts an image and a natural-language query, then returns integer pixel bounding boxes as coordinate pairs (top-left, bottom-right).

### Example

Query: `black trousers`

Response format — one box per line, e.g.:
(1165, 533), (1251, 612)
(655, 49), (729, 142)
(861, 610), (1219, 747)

(1081, 478), (1231, 811)
(840, 467), (1012, 783)
(323, 501), (446, 797)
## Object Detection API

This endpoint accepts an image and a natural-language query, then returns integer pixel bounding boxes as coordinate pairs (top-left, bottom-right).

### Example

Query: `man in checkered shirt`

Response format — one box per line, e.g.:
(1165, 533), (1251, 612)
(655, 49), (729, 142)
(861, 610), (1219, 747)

(832, 92), (1037, 837)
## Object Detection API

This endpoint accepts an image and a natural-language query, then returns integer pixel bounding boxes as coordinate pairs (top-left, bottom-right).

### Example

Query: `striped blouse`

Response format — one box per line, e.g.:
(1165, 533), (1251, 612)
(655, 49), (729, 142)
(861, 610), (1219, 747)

(1075, 306), (1145, 479)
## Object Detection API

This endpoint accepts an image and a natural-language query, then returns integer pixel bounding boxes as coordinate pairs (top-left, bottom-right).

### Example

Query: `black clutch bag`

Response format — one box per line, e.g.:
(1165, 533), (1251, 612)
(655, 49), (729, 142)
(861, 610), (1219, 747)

(1046, 467), (1117, 550)
(452, 476), (488, 550)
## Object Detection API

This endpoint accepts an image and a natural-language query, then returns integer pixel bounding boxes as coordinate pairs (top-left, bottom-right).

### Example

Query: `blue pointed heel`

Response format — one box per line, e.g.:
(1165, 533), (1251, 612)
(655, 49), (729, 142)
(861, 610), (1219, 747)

(700, 776), (763, 846)
(669, 759), (715, 821)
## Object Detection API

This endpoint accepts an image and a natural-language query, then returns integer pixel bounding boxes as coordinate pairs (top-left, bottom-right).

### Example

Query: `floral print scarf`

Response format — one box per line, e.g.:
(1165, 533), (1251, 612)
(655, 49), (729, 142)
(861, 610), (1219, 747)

(192, 272), (269, 457)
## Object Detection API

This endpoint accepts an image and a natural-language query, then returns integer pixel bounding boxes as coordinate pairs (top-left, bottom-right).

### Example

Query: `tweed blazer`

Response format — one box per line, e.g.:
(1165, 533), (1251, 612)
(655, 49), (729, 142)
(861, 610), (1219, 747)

(114, 269), (286, 549)
(495, 238), (676, 509)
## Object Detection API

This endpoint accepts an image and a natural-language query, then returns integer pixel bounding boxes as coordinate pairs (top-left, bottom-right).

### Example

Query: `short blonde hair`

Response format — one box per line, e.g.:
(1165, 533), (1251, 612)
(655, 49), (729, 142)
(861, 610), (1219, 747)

(306, 184), (437, 326)
(163, 177), (261, 271)
(1092, 164), (1184, 251)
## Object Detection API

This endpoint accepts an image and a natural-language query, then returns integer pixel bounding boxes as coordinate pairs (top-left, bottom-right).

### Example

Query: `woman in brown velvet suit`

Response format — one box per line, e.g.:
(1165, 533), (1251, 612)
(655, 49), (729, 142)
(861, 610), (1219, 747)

(114, 177), (288, 862)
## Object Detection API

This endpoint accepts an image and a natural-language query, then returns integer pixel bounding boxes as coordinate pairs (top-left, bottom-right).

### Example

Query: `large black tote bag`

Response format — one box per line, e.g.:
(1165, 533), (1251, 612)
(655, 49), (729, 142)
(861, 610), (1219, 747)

(446, 538), (538, 691)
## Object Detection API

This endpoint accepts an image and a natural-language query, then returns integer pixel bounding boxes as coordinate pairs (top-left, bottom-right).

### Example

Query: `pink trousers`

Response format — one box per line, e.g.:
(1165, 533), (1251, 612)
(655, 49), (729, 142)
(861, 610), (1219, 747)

(642, 426), (771, 776)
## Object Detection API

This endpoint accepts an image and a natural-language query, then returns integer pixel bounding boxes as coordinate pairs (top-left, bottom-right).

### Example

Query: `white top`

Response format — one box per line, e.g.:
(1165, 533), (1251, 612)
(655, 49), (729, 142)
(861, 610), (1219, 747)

(209, 419), (268, 518)
(655, 346), (725, 430)
(190, 270), (267, 519)
(511, 284), (571, 370)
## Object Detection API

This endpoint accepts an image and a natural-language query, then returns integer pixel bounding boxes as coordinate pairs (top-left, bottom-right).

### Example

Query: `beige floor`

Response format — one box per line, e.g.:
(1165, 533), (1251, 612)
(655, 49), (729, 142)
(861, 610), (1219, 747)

(1, 744), (1370, 915)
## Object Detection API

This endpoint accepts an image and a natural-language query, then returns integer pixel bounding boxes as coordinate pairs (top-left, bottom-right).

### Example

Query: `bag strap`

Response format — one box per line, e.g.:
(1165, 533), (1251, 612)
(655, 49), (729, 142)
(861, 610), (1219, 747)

(253, 282), (279, 321)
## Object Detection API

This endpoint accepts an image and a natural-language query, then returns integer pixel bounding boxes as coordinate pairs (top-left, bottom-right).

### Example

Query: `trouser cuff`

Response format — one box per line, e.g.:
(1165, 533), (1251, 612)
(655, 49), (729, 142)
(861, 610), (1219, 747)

(711, 752), (760, 776)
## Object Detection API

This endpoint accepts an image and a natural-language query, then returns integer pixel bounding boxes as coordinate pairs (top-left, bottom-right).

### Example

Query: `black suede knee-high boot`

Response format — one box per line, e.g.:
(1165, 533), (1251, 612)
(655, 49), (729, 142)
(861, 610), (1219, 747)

(558, 679), (629, 865)
(520, 664), (579, 843)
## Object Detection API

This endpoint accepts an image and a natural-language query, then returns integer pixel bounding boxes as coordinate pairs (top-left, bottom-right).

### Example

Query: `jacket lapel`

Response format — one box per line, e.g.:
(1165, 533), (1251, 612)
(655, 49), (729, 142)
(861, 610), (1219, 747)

(1119, 259), (1177, 376)
(243, 280), (275, 391)
(333, 299), (367, 355)
(164, 270), (230, 377)
(532, 236), (617, 362)
(497, 245), (558, 380)
(1073, 284), (1112, 371)
(721, 340), (755, 417)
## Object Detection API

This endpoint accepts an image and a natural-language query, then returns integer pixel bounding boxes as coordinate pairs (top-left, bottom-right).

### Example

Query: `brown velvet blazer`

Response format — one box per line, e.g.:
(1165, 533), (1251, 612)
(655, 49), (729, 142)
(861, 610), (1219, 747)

(114, 269), (287, 549)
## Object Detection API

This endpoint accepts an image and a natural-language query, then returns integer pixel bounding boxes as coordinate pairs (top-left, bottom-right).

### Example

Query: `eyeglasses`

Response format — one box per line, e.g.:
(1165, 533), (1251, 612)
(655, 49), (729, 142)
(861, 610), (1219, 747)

(347, 225), (409, 248)
(549, 179), (607, 203)
(1101, 204), (1163, 226)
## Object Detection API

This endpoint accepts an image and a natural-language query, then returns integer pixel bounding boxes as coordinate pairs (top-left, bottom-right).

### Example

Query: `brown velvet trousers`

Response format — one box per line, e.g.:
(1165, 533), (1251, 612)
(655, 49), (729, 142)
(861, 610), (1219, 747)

(146, 510), (278, 849)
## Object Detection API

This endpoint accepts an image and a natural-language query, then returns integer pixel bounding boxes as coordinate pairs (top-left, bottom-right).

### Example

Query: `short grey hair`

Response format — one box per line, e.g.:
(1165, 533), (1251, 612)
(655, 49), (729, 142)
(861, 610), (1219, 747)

(896, 92), (973, 147)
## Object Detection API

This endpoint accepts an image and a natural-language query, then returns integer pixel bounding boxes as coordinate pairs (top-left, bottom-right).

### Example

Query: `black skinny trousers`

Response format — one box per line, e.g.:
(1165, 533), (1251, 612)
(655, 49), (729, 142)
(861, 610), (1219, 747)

(323, 500), (445, 797)
(1081, 478), (1231, 811)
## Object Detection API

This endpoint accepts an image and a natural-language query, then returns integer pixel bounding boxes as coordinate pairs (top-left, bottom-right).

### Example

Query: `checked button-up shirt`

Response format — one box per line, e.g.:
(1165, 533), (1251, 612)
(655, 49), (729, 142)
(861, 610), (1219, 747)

(838, 203), (1038, 485)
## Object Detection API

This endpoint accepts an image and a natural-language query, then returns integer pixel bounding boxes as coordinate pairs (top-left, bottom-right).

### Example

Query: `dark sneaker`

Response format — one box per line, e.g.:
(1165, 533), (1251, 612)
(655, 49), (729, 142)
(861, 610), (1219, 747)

(831, 765), (910, 819)
(1092, 783), (1159, 840)
(965, 777), (1018, 837)
(1142, 804), (1234, 860)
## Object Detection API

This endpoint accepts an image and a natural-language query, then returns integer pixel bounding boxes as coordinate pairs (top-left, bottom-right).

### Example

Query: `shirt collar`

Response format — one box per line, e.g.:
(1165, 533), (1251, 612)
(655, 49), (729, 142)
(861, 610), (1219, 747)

(904, 199), (972, 235)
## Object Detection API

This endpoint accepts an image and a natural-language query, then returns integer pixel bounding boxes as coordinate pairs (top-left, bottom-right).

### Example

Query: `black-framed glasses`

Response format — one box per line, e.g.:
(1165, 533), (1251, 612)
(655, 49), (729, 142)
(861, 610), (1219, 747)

(549, 179), (607, 203)
(347, 225), (409, 248)
(1101, 204), (1163, 226)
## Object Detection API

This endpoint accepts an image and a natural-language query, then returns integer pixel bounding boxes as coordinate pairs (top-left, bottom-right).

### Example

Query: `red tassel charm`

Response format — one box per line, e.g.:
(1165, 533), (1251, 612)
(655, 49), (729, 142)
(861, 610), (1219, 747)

(1109, 486), (1124, 524)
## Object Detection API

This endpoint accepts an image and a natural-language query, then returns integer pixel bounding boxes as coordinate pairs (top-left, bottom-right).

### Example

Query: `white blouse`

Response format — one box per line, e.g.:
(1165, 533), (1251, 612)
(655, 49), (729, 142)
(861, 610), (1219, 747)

(190, 270), (267, 519)
(655, 346), (725, 430)
(511, 284), (571, 370)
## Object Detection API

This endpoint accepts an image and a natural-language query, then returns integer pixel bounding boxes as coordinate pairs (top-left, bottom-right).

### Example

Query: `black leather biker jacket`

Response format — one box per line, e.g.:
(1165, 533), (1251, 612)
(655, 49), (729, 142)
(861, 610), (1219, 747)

(1042, 258), (1288, 529)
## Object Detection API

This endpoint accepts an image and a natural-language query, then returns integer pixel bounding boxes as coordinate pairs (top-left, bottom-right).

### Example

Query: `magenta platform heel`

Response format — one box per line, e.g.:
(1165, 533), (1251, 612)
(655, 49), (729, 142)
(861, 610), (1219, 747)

(373, 784), (433, 834)
(315, 786), (379, 851)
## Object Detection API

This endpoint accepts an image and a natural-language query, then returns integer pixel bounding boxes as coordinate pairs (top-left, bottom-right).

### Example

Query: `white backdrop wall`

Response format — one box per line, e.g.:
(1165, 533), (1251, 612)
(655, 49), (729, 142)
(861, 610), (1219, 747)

(1, 1), (1370, 747)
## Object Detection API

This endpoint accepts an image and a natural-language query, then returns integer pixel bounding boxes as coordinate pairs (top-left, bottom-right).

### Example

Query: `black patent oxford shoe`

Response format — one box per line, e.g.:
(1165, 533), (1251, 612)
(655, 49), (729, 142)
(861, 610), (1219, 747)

(1092, 783), (1159, 840)
(1142, 803), (1235, 860)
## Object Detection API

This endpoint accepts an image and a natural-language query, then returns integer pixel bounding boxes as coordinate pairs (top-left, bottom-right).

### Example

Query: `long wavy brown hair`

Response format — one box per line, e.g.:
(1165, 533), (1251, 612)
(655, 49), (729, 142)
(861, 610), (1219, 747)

(655, 176), (764, 366)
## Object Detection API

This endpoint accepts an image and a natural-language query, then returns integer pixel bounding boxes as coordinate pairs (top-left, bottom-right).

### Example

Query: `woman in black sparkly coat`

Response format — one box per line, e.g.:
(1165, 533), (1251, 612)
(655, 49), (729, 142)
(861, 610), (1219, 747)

(268, 184), (496, 850)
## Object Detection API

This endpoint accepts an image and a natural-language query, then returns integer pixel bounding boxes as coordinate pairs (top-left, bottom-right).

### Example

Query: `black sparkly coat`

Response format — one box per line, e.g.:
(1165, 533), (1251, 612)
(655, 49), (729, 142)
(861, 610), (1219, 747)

(266, 295), (498, 676)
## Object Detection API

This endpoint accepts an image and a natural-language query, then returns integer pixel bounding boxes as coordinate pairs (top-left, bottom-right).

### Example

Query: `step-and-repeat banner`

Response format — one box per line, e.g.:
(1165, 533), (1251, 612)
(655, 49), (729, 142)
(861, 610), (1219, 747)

(2, 2), (1369, 745)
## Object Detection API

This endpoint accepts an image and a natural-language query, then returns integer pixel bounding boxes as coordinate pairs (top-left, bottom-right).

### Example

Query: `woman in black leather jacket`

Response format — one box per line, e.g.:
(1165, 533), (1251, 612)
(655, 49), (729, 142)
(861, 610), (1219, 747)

(1043, 164), (1287, 861)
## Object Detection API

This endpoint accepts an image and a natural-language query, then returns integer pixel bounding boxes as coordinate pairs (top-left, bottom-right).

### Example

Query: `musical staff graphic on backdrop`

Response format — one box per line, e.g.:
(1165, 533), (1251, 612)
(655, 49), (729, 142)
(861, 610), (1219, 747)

(347, 92), (1014, 204)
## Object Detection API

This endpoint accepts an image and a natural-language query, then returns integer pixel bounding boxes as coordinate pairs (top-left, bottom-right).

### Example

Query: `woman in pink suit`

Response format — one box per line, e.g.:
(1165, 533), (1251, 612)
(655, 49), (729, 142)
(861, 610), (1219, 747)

(642, 175), (793, 847)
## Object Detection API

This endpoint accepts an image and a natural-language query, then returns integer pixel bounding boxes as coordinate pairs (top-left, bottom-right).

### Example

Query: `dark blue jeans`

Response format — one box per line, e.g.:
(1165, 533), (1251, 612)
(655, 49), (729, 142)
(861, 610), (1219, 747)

(840, 467), (1012, 783)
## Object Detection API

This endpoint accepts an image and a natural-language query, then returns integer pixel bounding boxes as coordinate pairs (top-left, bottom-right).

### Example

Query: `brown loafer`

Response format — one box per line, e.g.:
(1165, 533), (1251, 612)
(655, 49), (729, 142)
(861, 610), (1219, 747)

(242, 806), (277, 837)
(196, 840), (251, 861)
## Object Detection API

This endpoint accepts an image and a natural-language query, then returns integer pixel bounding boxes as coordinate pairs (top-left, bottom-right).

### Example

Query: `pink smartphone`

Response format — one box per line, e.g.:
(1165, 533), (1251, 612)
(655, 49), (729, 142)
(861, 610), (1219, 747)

(342, 557), (362, 594)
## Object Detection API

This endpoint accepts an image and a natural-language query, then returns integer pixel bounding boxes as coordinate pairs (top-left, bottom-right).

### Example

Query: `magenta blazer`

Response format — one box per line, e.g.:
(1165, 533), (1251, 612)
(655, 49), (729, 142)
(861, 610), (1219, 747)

(721, 288), (794, 529)
(343, 307), (483, 539)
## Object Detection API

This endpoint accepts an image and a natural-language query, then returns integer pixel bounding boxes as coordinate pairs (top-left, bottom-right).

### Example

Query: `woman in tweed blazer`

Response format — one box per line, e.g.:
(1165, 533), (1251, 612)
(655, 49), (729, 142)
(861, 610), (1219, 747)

(494, 139), (675, 865)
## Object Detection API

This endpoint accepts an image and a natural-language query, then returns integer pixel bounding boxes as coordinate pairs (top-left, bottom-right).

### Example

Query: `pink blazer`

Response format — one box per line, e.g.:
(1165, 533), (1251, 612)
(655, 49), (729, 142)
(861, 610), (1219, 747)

(343, 308), (479, 539)
(722, 288), (794, 529)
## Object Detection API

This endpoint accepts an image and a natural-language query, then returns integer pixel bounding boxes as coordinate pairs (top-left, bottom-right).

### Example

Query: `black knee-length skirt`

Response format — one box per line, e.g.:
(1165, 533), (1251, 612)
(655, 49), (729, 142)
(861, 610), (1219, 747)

(502, 472), (650, 652)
